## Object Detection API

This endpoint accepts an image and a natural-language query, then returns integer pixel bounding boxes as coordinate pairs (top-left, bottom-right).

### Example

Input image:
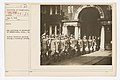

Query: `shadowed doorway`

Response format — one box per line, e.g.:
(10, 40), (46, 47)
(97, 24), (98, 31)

(78, 7), (101, 38)
(67, 26), (75, 36)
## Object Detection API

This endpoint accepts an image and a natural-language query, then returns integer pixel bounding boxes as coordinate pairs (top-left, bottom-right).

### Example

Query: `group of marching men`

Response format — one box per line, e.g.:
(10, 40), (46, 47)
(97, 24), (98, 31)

(41, 34), (100, 65)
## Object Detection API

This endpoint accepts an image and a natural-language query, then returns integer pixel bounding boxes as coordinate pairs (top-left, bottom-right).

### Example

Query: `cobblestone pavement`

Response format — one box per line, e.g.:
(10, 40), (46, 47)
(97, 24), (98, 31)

(51, 50), (112, 65)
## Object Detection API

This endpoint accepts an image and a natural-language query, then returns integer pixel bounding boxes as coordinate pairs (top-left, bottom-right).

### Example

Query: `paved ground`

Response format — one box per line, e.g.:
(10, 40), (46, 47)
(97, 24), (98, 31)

(51, 50), (112, 65)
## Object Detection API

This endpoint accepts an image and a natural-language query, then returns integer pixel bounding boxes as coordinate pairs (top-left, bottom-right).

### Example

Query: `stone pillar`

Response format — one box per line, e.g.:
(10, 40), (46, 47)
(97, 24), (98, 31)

(60, 5), (62, 15)
(55, 25), (57, 36)
(78, 27), (81, 37)
(44, 23), (46, 34)
(100, 26), (105, 51)
(62, 24), (67, 36)
(59, 23), (61, 35)
(49, 25), (52, 36)
(75, 26), (78, 39)
(50, 6), (52, 15)
(55, 6), (57, 14)
(62, 25), (64, 35)
(64, 26), (67, 36)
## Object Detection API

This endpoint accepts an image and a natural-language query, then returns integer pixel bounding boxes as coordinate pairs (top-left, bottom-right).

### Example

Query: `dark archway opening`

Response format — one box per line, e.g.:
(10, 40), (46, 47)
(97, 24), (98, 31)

(78, 7), (101, 38)
(67, 26), (75, 36)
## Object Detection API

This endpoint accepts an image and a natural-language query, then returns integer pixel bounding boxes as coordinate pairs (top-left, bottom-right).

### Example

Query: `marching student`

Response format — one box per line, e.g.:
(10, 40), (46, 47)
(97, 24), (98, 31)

(88, 36), (93, 53)
(83, 35), (89, 54)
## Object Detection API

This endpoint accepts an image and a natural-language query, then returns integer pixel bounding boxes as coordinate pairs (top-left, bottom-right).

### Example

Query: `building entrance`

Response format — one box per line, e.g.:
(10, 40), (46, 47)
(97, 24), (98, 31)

(67, 26), (75, 36)
(78, 7), (101, 38)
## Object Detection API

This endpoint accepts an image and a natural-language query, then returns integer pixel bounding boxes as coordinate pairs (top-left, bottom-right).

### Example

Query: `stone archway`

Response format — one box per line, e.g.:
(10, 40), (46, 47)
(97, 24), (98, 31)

(74, 5), (105, 51)
(74, 5), (104, 20)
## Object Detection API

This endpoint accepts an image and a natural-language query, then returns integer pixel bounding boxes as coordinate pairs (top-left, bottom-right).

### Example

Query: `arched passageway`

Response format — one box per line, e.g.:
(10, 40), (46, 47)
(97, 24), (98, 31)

(78, 7), (101, 38)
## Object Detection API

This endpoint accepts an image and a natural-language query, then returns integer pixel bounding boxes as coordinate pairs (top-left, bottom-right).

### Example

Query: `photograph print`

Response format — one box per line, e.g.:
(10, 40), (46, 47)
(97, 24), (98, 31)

(40, 4), (112, 65)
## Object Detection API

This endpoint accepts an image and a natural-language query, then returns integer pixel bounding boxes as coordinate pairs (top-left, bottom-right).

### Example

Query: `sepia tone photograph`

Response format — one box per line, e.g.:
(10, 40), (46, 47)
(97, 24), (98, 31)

(40, 5), (112, 65)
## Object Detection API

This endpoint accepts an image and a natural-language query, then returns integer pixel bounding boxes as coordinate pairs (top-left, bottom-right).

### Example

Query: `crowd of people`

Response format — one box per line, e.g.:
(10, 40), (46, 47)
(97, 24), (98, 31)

(40, 34), (100, 65)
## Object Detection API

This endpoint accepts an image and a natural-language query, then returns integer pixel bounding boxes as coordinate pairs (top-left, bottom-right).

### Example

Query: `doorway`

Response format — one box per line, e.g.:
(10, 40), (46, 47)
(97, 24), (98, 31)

(67, 26), (75, 36)
(78, 7), (100, 38)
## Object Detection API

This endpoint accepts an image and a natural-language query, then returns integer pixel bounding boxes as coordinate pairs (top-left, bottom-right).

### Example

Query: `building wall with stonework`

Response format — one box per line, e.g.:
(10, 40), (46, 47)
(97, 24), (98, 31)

(41, 5), (63, 36)
(40, 5), (112, 50)
(61, 5), (112, 50)
(62, 5), (112, 20)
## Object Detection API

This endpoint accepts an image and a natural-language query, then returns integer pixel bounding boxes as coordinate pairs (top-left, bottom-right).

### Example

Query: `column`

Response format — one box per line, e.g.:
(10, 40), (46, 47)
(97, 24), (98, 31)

(44, 23), (46, 34)
(75, 26), (78, 39)
(60, 5), (62, 15)
(55, 6), (57, 14)
(55, 25), (57, 36)
(62, 24), (67, 36)
(59, 23), (61, 35)
(78, 27), (81, 37)
(50, 6), (52, 15)
(64, 26), (67, 36)
(62, 25), (65, 35)
(100, 26), (105, 51)
(49, 25), (52, 36)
